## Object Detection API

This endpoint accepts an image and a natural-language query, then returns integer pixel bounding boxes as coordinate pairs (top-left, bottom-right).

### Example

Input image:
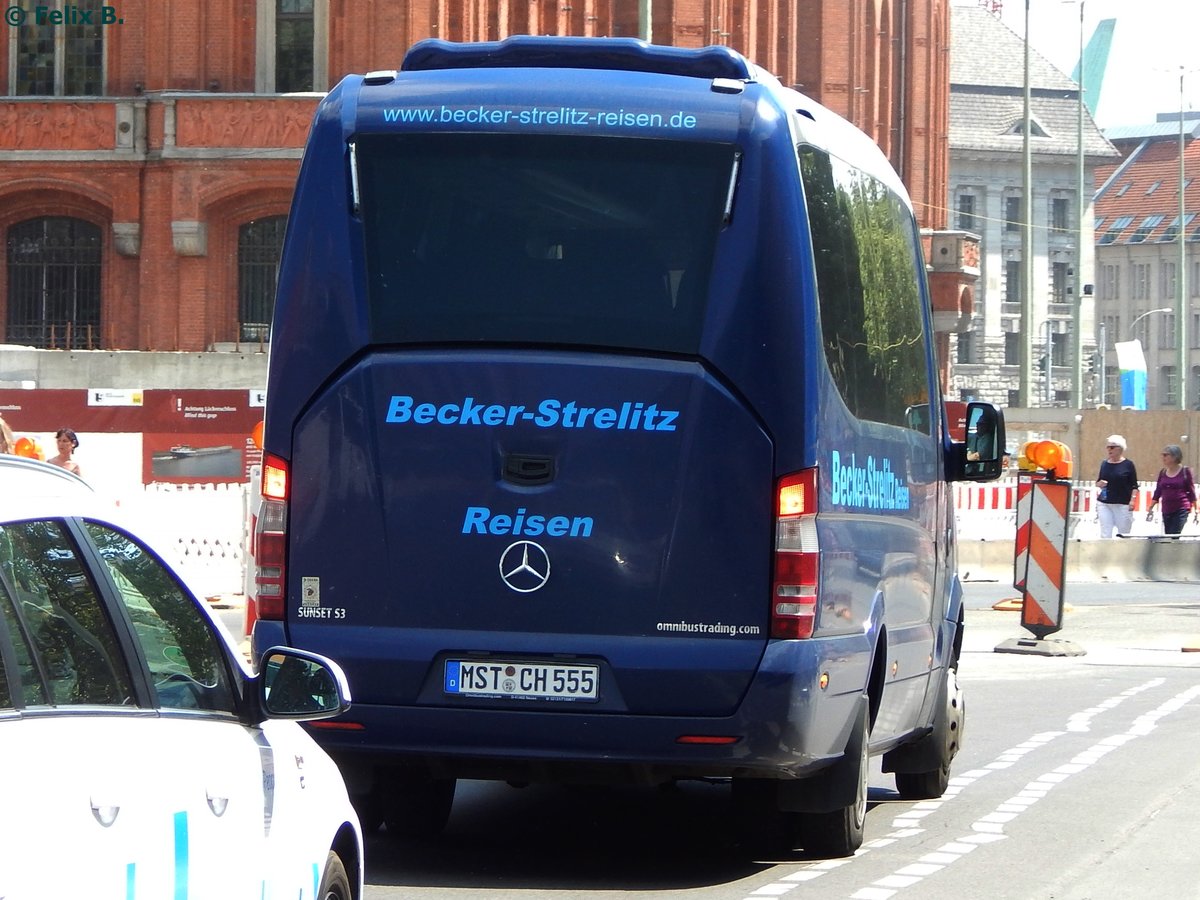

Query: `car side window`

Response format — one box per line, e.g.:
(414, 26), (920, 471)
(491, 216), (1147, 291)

(0, 521), (134, 707)
(83, 522), (237, 714)
(0, 577), (49, 708)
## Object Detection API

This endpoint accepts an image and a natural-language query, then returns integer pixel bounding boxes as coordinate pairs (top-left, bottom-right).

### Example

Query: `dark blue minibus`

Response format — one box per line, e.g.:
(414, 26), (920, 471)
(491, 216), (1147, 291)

(252, 36), (1005, 857)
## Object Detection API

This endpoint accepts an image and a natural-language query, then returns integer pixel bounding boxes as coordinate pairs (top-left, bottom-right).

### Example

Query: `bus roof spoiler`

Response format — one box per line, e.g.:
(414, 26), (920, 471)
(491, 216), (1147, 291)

(400, 36), (755, 82)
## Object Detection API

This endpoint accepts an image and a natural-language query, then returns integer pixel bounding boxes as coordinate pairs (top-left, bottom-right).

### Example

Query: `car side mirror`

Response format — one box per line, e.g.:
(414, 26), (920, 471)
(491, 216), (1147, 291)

(258, 647), (352, 721)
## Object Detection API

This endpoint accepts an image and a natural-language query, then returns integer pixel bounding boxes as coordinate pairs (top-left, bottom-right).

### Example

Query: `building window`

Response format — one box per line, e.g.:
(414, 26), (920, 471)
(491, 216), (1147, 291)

(1007, 389), (1021, 408)
(1004, 196), (1021, 232)
(1160, 213), (1195, 242)
(1161, 261), (1177, 301)
(237, 216), (287, 342)
(1051, 262), (1069, 303)
(1051, 197), (1070, 233)
(1132, 263), (1150, 301)
(1101, 264), (1120, 300)
(1159, 313), (1176, 350)
(1130, 214), (1163, 243)
(956, 193), (978, 232)
(1048, 331), (1067, 367)
(10, 0), (104, 96)
(1004, 331), (1019, 365)
(1192, 312), (1200, 348)
(1004, 260), (1021, 303)
(275, 0), (313, 92)
(256, 0), (328, 93)
(1101, 314), (1121, 347)
(956, 330), (974, 364)
(1162, 365), (1177, 406)
(1099, 215), (1133, 245)
(6, 217), (101, 349)
(1103, 365), (1119, 406)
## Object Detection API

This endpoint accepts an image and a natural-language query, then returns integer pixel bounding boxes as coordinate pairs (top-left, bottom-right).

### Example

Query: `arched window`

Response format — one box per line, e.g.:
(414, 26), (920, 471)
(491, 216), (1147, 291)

(6, 217), (101, 348)
(238, 216), (287, 342)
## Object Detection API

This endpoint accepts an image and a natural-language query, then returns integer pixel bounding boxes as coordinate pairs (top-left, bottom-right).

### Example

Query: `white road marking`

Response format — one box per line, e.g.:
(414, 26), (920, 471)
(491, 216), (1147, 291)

(741, 677), (1192, 900)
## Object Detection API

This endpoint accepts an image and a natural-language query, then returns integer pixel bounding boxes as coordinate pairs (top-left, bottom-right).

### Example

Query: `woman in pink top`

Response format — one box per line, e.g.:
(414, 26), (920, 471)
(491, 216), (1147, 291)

(1147, 444), (1197, 535)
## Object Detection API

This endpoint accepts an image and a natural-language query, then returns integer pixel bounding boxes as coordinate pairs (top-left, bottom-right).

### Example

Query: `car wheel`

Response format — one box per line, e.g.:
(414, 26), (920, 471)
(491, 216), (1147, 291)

(318, 851), (352, 900)
(381, 770), (456, 839)
(894, 667), (963, 801)
(797, 701), (869, 858)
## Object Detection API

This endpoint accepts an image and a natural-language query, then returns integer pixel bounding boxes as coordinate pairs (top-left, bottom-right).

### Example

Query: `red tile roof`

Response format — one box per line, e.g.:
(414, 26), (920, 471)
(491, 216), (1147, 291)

(1095, 137), (1200, 243)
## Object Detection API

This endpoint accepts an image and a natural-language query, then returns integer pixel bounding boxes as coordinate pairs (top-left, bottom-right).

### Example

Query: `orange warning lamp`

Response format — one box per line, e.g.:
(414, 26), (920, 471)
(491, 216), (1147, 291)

(1027, 440), (1073, 478)
(251, 419), (265, 451)
(1017, 440), (1040, 472)
(13, 436), (43, 460)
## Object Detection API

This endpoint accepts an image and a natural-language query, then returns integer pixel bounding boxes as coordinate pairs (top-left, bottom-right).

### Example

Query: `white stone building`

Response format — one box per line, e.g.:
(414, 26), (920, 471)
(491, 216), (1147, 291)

(948, 6), (1117, 408)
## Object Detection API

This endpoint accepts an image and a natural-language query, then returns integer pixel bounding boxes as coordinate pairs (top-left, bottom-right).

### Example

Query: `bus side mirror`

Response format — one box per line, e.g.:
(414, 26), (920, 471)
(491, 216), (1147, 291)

(954, 401), (1005, 481)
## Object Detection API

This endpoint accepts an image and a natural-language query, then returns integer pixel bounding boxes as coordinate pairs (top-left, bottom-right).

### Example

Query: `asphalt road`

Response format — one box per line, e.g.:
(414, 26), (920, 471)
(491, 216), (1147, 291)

(355, 580), (1200, 899)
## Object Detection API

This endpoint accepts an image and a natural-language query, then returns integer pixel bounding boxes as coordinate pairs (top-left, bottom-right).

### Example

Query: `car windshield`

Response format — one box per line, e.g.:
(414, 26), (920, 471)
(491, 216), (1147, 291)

(357, 132), (734, 354)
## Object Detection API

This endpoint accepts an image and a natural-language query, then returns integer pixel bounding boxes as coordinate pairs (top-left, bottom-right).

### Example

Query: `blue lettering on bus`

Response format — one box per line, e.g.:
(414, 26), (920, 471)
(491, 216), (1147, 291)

(386, 395), (677, 432)
(462, 506), (594, 537)
(830, 450), (911, 511)
(380, 105), (700, 131)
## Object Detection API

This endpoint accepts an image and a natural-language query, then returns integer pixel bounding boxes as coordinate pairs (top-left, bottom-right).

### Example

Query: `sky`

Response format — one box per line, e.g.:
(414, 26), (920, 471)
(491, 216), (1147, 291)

(955, 0), (1200, 129)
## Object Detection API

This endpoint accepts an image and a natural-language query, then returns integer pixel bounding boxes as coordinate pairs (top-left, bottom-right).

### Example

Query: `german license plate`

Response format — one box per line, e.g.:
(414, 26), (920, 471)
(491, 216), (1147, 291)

(444, 660), (599, 701)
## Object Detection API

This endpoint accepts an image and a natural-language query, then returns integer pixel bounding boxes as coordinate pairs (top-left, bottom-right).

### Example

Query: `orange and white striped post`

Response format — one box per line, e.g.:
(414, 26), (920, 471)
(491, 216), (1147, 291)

(1018, 478), (1070, 639)
(1012, 475), (1039, 592)
(1011, 440), (1075, 640)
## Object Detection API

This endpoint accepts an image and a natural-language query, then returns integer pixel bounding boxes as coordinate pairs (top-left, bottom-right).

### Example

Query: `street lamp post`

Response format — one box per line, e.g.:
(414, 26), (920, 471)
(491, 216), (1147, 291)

(1044, 319), (1055, 405)
(1072, 0), (1085, 409)
(1177, 67), (1188, 411)
(1020, 0), (1034, 407)
(1130, 307), (1173, 339)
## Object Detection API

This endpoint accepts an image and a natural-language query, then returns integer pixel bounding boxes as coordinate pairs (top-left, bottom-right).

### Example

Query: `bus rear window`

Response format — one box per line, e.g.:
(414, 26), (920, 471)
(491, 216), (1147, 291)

(356, 133), (733, 353)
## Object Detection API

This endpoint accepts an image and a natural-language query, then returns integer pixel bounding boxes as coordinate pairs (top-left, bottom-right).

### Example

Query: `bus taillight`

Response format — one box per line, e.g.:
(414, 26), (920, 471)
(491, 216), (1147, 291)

(772, 468), (818, 639)
(255, 452), (290, 621)
(262, 452), (289, 501)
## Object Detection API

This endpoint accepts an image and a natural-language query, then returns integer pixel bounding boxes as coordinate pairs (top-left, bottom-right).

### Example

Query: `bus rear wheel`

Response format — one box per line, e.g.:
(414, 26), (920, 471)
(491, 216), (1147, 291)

(796, 702), (869, 858)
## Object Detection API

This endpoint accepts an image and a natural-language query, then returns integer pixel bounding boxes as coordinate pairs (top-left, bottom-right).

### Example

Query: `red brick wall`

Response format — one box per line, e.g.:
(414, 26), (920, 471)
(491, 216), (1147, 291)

(0, 0), (948, 351)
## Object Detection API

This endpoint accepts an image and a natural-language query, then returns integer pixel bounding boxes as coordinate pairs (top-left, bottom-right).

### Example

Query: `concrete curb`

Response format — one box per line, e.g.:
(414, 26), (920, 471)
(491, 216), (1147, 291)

(959, 538), (1200, 584)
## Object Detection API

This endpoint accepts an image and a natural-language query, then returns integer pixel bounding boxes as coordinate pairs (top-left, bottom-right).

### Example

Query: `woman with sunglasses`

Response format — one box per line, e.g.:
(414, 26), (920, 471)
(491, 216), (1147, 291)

(1096, 434), (1138, 538)
(1147, 444), (1198, 535)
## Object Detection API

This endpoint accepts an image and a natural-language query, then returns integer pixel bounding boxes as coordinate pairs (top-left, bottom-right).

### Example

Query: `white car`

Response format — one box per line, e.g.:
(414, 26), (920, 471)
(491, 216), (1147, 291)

(0, 456), (363, 899)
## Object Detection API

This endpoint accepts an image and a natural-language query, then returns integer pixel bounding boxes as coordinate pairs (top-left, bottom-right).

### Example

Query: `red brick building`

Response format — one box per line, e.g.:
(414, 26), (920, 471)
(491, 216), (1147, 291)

(0, 0), (953, 354)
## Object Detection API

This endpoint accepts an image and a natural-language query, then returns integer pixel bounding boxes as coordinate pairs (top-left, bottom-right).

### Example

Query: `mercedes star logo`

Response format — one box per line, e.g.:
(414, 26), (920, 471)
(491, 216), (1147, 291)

(499, 540), (551, 593)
